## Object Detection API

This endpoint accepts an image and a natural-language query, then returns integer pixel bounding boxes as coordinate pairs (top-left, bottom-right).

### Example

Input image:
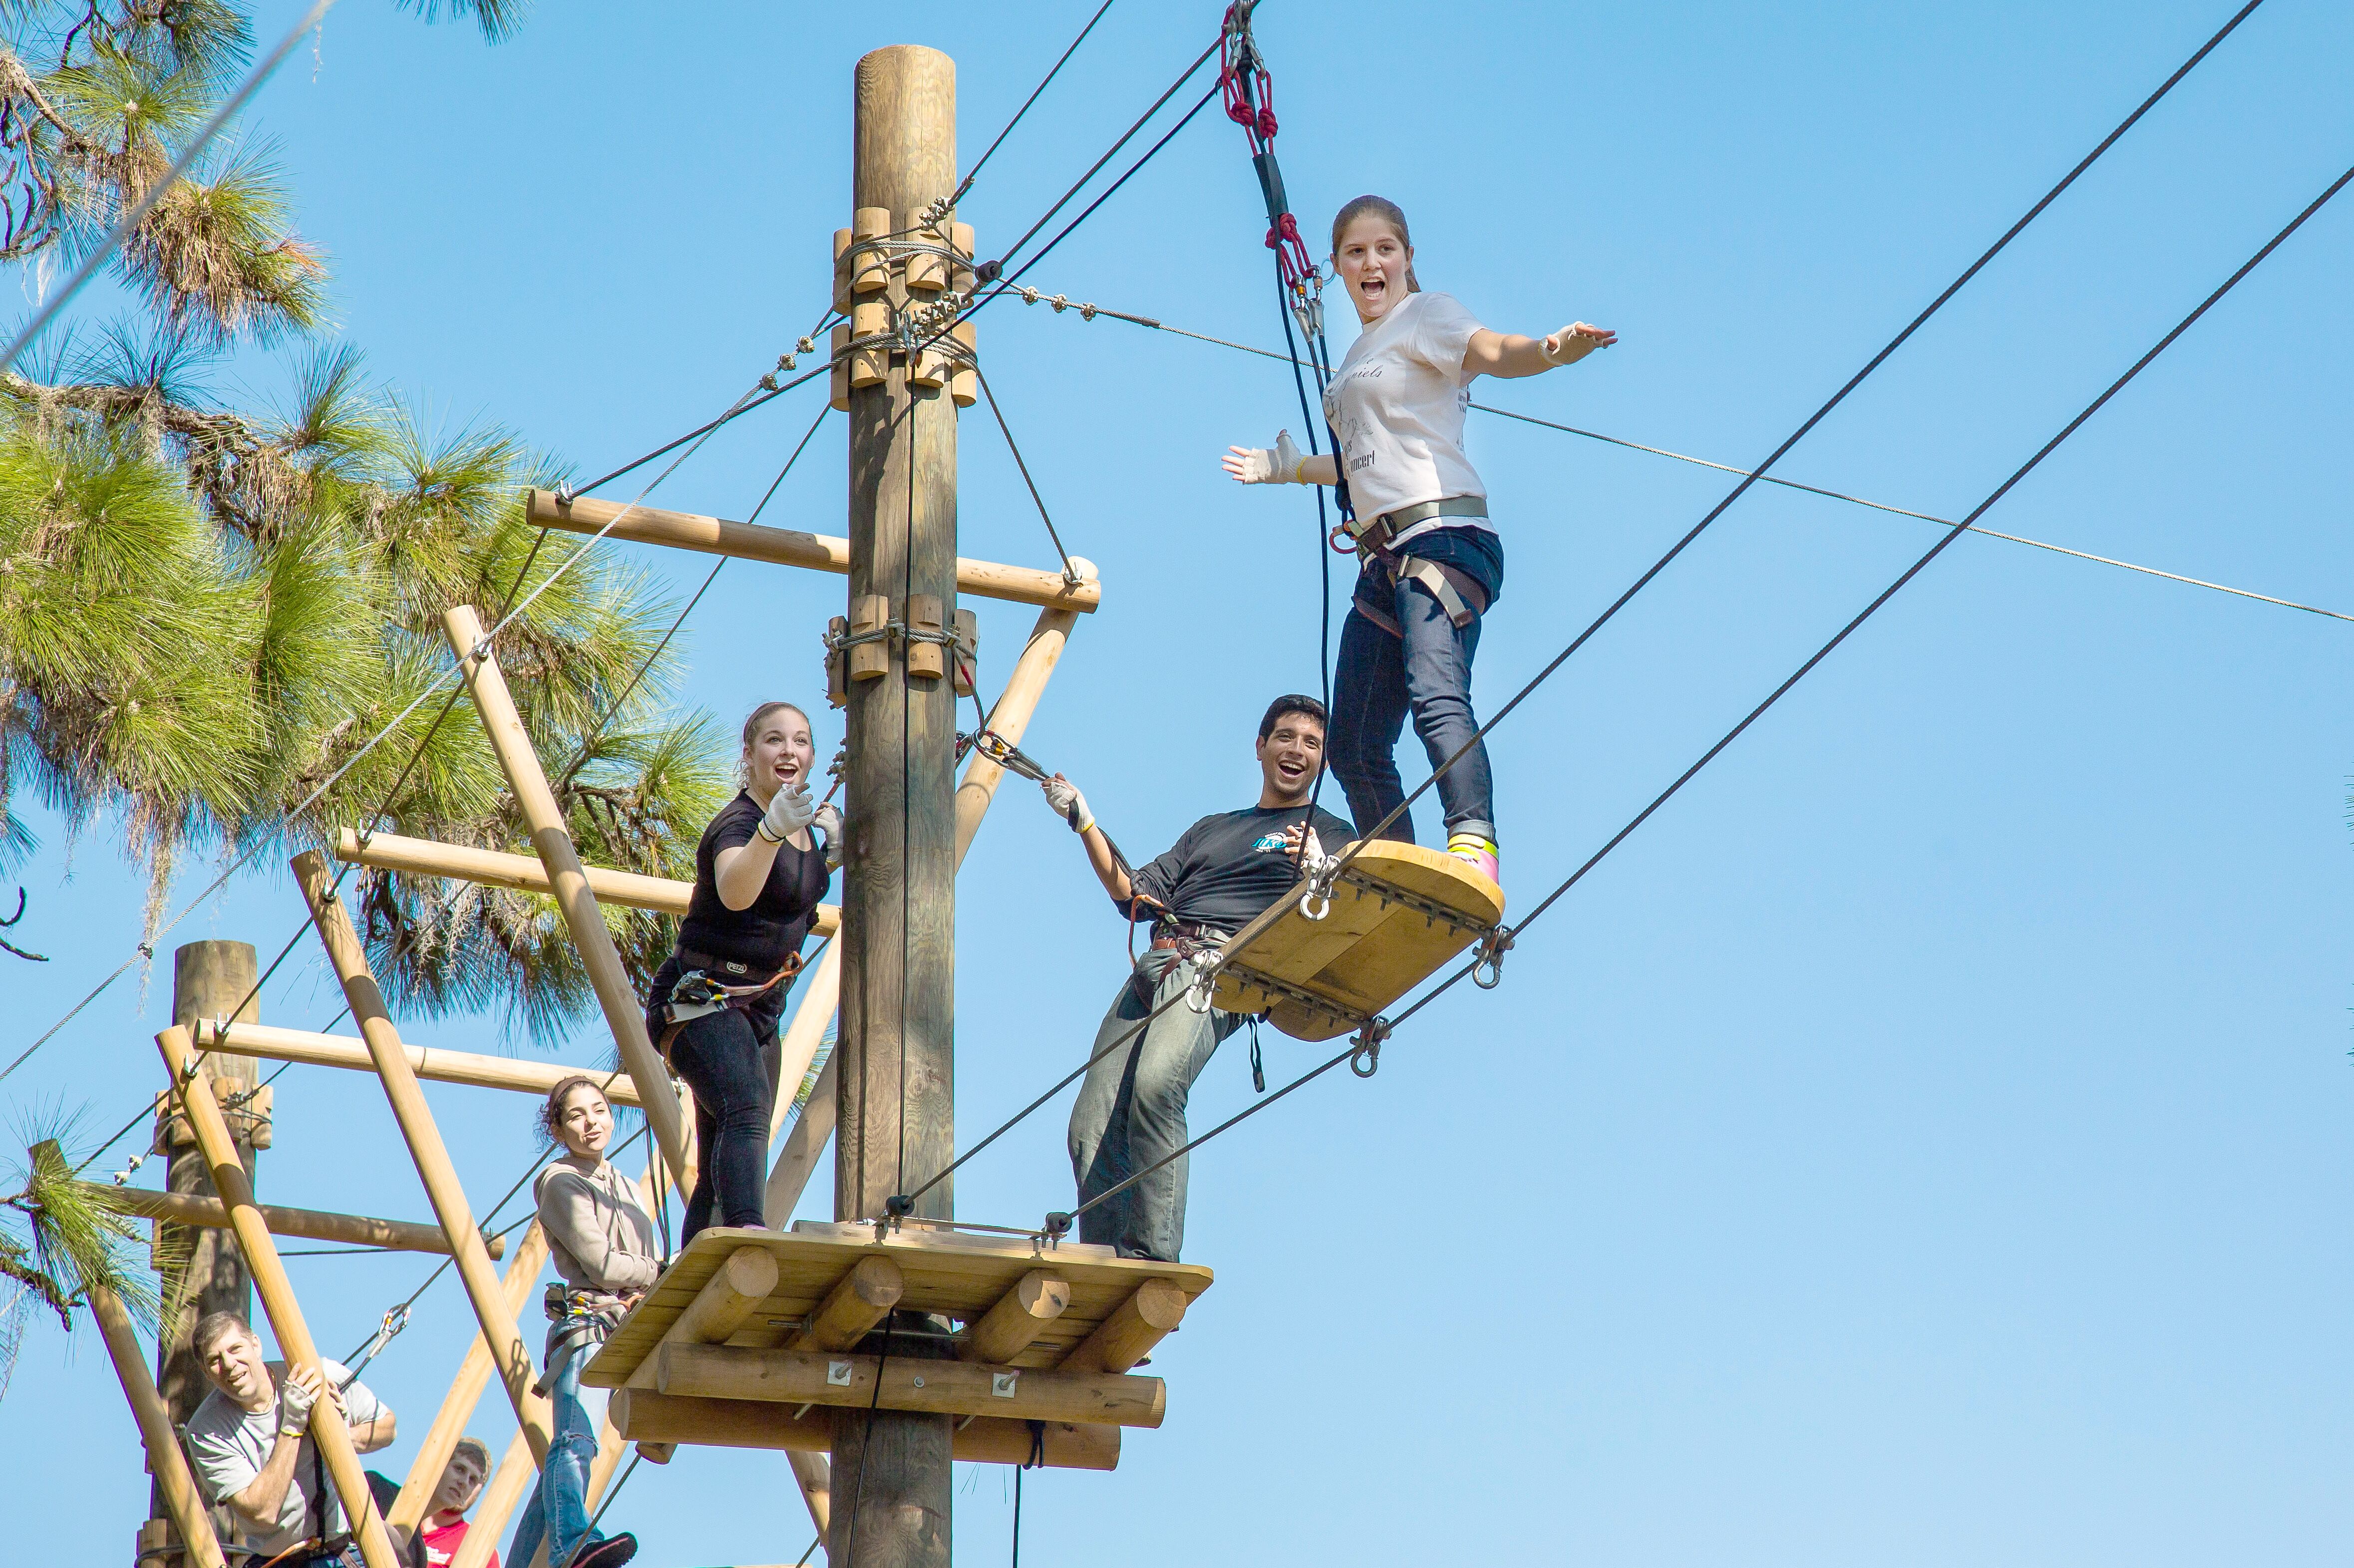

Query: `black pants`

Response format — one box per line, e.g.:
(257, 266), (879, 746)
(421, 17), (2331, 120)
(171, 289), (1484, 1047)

(667, 1004), (776, 1239)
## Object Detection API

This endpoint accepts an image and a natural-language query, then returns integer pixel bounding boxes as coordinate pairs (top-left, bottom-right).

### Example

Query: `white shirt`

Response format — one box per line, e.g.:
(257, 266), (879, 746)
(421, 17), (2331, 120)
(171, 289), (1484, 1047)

(185, 1358), (384, 1558)
(1322, 291), (1493, 546)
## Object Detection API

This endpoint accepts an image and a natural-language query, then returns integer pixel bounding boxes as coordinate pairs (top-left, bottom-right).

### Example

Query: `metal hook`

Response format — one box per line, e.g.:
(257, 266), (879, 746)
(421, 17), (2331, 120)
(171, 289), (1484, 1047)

(1472, 926), (1515, 990)
(1348, 1018), (1388, 1078)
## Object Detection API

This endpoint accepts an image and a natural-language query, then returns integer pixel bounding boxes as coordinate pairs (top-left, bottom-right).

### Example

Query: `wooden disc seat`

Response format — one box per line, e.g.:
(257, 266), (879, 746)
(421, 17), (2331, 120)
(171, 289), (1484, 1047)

(1210, 840), (1507, 1041)
(582, 1222), (1212, 1471)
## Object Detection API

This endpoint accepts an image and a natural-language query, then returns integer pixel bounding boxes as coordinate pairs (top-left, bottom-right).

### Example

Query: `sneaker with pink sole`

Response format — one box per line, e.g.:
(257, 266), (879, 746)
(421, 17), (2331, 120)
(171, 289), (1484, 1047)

(1446, 833), (1500, 886)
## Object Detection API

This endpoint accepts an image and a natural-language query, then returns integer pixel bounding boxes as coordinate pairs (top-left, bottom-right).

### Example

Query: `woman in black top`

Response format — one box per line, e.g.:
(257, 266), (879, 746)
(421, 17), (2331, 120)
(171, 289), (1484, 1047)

(645, 700), (837, 1241)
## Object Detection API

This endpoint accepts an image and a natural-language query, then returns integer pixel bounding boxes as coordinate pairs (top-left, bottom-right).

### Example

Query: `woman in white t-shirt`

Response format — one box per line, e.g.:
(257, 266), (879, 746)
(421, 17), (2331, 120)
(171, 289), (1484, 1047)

(1224, 194), (1614, 884)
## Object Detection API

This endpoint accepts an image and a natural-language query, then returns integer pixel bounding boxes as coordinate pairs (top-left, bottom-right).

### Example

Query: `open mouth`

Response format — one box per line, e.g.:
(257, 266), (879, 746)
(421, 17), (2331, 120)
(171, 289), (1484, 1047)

(1275, 757), (1309, 784)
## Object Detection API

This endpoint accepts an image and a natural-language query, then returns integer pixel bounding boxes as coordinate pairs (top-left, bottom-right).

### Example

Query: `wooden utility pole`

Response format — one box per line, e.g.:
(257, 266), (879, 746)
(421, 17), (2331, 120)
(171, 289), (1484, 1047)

(833, 41), (958, 1568)
(148, 940), (263, 1561)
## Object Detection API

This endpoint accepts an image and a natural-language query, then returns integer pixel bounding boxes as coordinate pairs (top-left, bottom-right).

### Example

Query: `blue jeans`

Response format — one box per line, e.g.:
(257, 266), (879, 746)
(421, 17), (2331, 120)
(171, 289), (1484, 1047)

(1068, 950), (1243, 1261)
(508, 1338), (611, 1568)
(1329, 560), (1496, 845)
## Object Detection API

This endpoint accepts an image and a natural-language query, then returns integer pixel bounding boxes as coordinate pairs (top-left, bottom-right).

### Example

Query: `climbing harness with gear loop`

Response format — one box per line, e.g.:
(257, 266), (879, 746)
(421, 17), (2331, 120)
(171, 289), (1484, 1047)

(655, 949), (803, 1060)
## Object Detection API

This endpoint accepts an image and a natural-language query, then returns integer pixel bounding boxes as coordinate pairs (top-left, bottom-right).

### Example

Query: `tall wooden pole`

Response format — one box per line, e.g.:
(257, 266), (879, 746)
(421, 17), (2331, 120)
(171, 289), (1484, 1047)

(834, 41), (957, 1568)
(149, 940), (262, 1555)
(152, 1027), (402, 1568)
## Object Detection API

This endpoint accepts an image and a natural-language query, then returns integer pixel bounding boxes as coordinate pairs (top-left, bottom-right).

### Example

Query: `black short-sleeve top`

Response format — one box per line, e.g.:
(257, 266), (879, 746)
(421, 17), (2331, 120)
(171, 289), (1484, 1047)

(673, 791), (832, 975)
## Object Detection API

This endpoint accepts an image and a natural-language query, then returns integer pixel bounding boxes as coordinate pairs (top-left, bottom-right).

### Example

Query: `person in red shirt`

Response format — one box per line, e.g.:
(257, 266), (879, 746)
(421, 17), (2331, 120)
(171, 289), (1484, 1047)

(417, 1439), (496, 1568)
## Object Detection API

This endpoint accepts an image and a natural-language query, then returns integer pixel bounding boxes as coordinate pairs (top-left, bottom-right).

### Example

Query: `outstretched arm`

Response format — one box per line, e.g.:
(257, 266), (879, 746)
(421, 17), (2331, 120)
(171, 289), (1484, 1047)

(1222, 429), (1339, 487)
(1043, 775), (1134, 904)
(1463, 321), (1617, 380)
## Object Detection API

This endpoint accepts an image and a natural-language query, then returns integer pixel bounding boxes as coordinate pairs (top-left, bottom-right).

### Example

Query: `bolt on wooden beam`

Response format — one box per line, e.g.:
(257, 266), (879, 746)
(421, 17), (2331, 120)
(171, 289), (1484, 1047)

(654, 1341), (1165, 1428)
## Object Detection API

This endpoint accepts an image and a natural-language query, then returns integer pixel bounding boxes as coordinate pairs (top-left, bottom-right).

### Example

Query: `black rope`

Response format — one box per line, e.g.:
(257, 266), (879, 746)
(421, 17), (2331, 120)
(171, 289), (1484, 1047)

(568, 357), (833, 498)
(970, 364), (1077, 581)
(834, 1318), (898, 1568)
(994, 79), (1224, 298)
(1322, 0), (2272, 875)
(1066, 150), (2354, 1225)
(981, 32), (1224, 286)
(953, 0), (1119, 205)
(580, 1450), (642, 1544)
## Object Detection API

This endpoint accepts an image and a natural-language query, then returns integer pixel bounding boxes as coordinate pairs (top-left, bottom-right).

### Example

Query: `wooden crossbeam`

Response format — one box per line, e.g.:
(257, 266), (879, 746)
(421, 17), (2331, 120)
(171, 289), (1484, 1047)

(444, 603), (688, 1185)
(334, 828), (840, 936)
(1058, 1278), (1188, 1375)
(153, 1027), (403, 1568)
(90, 1182), (508, 1258)
(609, 1388), (1120, 1470)
(387, 1221), (549, 1531)
(958, 1269), (1069, 1364)
(653, 1341), (1165, 1428)
(200, 1019), (650, 1108)
(525, 489), (1101, 614)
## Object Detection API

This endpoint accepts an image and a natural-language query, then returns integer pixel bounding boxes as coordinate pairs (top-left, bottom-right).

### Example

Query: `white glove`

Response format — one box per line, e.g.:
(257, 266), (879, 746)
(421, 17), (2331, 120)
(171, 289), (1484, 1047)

(1224, 429), (1306, 484)
(1540, 321), (1617, 365)
(759, 783), (816, 843)
(278, 1365), (322, 1436)
(812, 803), (843, 869)
(1043, 775), (1092, 834)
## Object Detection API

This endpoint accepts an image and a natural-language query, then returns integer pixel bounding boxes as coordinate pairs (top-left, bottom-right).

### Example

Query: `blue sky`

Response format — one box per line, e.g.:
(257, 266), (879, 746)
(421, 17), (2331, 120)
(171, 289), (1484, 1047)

(7, 1), (2353, 1563)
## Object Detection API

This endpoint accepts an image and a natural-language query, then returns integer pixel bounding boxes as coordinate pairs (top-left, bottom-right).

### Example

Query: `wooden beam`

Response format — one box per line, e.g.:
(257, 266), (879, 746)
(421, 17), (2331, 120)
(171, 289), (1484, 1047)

(955, 605), (1078, 850)
(92, 1184), (507, 1258)
(671, 1245), (781, 1348)
(526, 488), (1101, 614)
(798, 1256), (903, 1352)
(655, 1342), (1164, 1428)
(450, 1428), (533, 1568)
(957, 1269), (1069, 1365)
(151, 1027), (403, 1568)
(292, 850), (556, 1462)
(610, 1388), (1120, 1471)
(1058, 1278), (1188, 1375)
(443, 603), (688, 1186)
(86, 1273), (229, 1568)
(200, 1019), (648, 1108)
(335, 828), (840, 937)
(387, 1220), (549, 1532)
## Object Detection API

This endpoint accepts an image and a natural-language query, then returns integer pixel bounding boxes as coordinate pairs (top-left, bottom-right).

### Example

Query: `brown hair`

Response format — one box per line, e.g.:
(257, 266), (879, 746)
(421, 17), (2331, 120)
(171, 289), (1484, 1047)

(192, 1309), (257, 1359)
(538, 1074), (607, 1147)
(451, 1437), (492, 1472)
(1331, 194), (1420, 292)
(737, 700), (811, 787)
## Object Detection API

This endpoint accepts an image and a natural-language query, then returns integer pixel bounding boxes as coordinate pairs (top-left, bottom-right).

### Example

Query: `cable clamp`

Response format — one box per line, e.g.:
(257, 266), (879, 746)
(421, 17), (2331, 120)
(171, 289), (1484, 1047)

(1349, 1017), (1389, 1078)
(1472, 925), (1515, 990)
(1040, 1211), (1073, 1246)
(1297, 852), (1340, 922)
(551, 483), (577, 507)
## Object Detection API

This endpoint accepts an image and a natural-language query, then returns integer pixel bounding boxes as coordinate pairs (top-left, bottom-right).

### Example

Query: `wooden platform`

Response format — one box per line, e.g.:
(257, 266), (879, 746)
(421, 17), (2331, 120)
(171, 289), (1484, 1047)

(584, 1222), (1210, 1384)
(1210, 840), (1506, 1041)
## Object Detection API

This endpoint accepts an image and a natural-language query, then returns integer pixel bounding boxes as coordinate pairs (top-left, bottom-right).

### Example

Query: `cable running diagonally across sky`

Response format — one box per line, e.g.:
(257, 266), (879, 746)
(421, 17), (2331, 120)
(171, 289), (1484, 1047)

(952, 0), (1119, 205)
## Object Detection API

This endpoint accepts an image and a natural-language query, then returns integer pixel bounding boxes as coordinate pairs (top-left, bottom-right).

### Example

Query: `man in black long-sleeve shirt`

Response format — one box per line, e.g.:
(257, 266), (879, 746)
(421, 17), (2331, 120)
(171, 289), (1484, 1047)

(1041, 694), (1354, 1260)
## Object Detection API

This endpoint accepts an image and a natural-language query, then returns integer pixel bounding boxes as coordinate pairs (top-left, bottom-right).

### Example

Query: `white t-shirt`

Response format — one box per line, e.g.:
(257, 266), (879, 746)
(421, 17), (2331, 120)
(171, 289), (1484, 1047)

(1322, 290), (1493, 545)
(185, 1358), (384, 1558)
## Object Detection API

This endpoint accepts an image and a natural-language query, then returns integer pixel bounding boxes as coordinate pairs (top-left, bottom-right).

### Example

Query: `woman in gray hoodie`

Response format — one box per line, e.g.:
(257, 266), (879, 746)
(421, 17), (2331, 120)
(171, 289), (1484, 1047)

(508, 1075), (657, 1568)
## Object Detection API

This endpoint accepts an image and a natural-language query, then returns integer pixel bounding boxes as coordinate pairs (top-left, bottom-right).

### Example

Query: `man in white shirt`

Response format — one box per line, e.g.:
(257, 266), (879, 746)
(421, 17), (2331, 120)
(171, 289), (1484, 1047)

(183, 1310), (396, 1566)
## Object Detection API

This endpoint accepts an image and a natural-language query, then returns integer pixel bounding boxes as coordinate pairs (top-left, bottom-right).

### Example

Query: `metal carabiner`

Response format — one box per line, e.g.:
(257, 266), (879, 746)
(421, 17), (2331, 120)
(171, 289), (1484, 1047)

(1472, 925), (1514, 990)
(1348, 1018), (1389, 1078)
(1183, 959), (1219, 1015)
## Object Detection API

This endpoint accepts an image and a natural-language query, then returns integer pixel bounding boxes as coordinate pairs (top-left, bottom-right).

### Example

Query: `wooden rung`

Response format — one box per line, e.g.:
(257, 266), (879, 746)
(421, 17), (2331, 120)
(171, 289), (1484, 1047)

(609, 1388), (1119, 1471)
(1059, 1278), (1187, 1375)
(957, 1269), (1069, 1364)
(654, 1341), (1164, 1429)
(673, 1245), (781, 1346)
(795, 1255), (903, 1351)
(526, 489), (1102, 615)
(198, 1020), (650, 1109)
(92, 1184), (506, 1258)
(336, 828), (841, 937)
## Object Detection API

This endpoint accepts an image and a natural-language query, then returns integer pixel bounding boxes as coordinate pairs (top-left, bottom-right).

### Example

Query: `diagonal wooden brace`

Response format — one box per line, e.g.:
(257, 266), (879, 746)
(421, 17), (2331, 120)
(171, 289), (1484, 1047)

(152, 1026), (403, 1568)
(292, 851), (556, 1462)
(387, 1220), (550, 1532)
(442, 602), (688, 1187)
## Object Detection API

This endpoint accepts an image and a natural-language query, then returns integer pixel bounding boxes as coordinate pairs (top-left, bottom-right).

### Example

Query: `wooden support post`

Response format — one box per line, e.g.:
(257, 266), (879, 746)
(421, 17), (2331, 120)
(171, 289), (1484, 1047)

(799, 1256), (904, 1351)
(87, 1276), (228, 1568)
(522, 490), (1101, 614)
(609, 1389), (1119, 1470)
(151, 1027), (402, 1568)
(450, 1428), (534, 1568)
(1059, 1278), (1189, 1374)
(151, 938), (263, 1553)
(291, 851), (555, 1461)
(92, 1184), (508, 1258)
(440, 602), (688, 1187)
(835, 44), (960, 1568)
(333, 827), (839, 935)
(655, 1342), (1165, 1428)
(957, 1270), (1069, 1364)
(388, 1221), (550, 1532)
(200, 1020), (651, 1108)
(954, 604), (1081, 851)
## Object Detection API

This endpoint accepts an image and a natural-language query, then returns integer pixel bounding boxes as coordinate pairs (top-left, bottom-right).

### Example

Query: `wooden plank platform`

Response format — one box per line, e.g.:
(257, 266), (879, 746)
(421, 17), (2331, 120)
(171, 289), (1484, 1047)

(582, 1222), (1212, 1387)
(1210, 840), (1506, 1041)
